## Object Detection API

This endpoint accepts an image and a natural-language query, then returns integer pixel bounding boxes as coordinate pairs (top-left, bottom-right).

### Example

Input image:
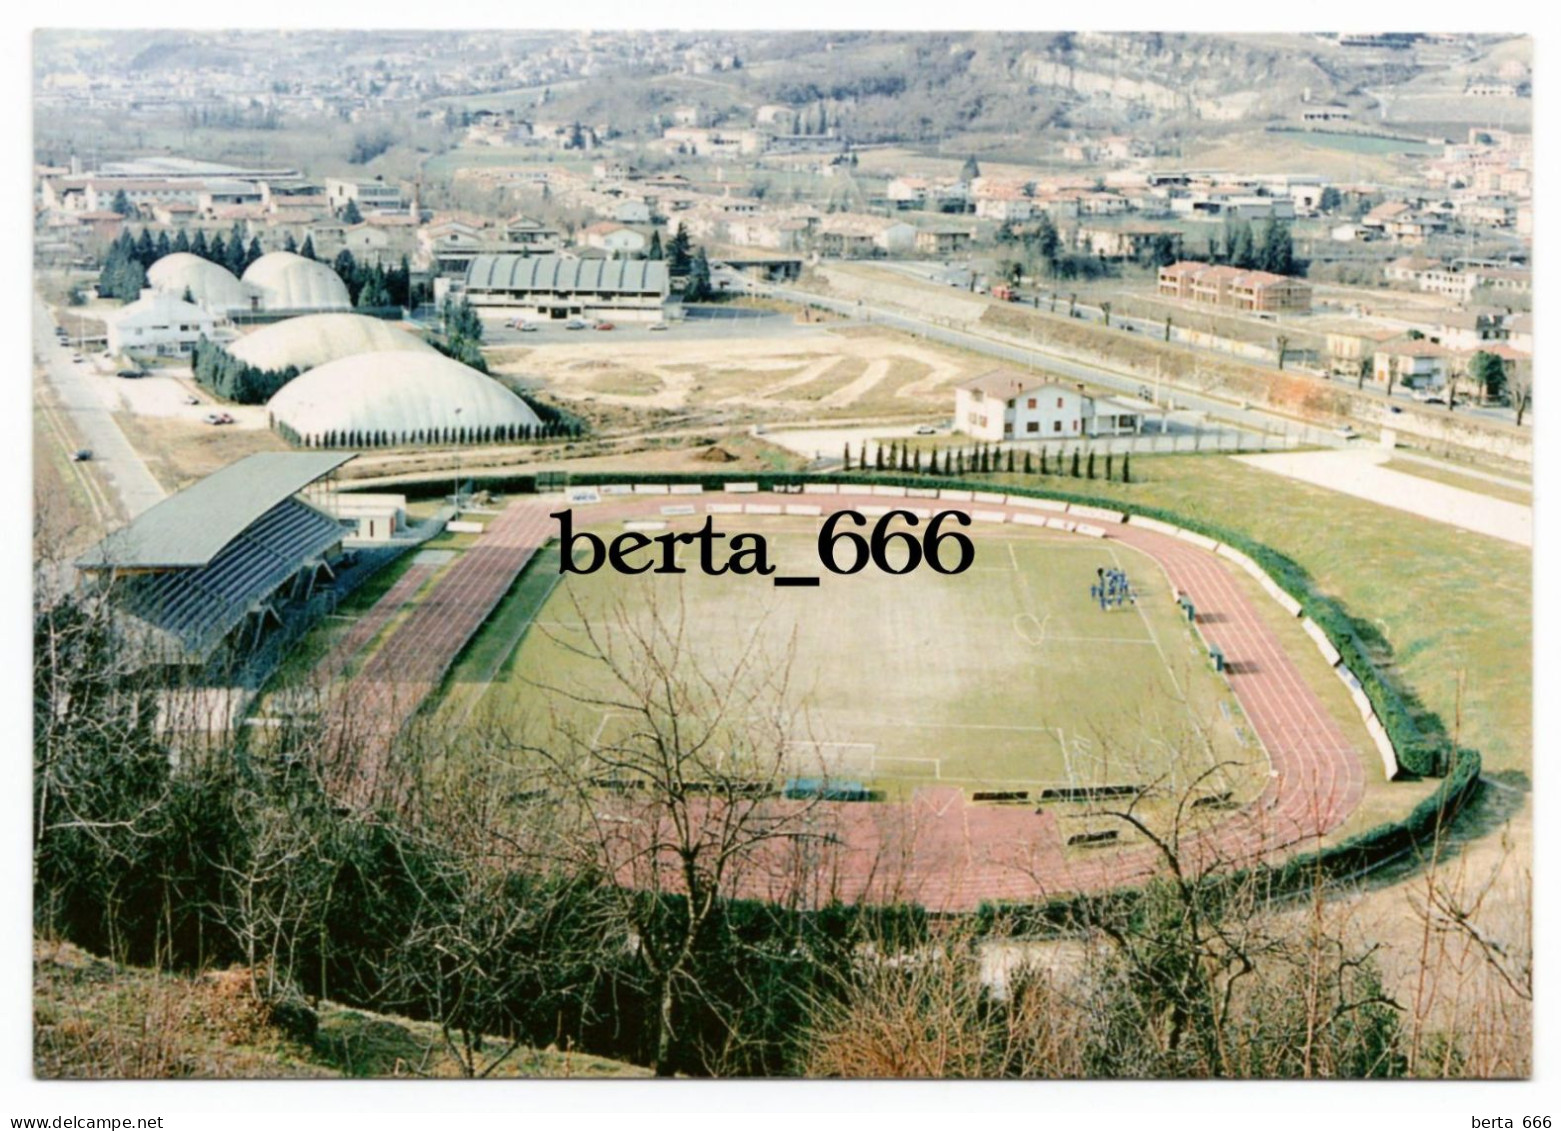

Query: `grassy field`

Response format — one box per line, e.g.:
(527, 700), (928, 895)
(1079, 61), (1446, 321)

(432, 519), (1265, 802)
(975, 454), (1531, 778)
(1382, 459), (1533, 506)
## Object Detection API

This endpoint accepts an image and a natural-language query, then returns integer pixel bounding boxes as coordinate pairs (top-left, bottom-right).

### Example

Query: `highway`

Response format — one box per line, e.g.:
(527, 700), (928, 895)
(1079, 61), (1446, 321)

(33, 292), (166, 520)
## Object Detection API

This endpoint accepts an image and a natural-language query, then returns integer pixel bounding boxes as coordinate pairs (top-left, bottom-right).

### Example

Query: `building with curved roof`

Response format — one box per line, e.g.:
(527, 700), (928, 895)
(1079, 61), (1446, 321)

(266, 351), (541, 447)
(146, 252), (253, 314)
(228, 312), (435, 374)
(242, 251), (352, 312)
(464, 253), (671, 323)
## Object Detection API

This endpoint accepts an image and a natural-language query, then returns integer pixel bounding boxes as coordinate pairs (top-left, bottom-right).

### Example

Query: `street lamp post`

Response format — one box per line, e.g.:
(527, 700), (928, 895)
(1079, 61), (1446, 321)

(452, 406), (463, 511)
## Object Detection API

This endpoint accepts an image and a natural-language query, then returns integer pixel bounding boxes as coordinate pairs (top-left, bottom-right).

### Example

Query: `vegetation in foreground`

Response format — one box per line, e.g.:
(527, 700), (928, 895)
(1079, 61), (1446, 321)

(34, 539), (1529, 1078)
(34, 938), (644, 1079)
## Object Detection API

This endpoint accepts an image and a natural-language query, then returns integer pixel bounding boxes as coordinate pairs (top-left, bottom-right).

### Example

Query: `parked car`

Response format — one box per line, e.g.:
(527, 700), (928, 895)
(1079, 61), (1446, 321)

(218, 412), (235, 424)
(564, 319), (587, 330)
(1423, 396), (1447, 406)
(915, 425), (938, 435)
(71, 354), (84, 363)
(183, 395), (201, 406)
(203, 412), (234, 426)
(595, 322), (616, 331)
(70, 449), (92, 462)
(116, 368), (145, 379)
(518, 322), (540, 333)
(649, 322), (670, 331)
(1335, 425), (1359, 439)
(1388, 405), (1403, 414)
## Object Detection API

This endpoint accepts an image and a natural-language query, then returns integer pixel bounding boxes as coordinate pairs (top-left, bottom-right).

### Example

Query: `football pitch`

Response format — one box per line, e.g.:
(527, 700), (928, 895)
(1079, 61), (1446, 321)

(433, 518), (1266, 801)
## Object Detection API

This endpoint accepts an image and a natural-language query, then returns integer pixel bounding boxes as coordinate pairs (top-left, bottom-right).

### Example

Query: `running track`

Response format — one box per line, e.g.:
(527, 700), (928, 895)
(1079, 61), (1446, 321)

(322, 489), (1367, 905)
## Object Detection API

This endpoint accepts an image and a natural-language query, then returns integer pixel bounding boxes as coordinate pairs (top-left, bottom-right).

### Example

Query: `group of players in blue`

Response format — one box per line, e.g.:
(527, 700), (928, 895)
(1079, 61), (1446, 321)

(1091, 566), (1136, 611)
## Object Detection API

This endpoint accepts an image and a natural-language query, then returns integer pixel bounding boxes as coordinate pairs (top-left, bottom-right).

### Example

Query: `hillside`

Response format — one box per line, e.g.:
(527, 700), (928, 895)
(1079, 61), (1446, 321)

(34, 938), (649, 1080)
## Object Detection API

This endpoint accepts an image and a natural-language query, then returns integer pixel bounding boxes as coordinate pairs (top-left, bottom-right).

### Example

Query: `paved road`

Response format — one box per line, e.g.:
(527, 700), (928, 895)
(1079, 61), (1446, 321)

(749, 278), (1349, 449)
(33, 293), (166, 520)
(867, 260), (1524, 429)
(1234, 448), (1531, 547)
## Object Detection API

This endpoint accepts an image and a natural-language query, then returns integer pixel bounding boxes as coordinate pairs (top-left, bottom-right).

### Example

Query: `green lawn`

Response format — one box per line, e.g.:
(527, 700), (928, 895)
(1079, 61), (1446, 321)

(976, 454), (1531, 777)
(432, 521), (1265, 802)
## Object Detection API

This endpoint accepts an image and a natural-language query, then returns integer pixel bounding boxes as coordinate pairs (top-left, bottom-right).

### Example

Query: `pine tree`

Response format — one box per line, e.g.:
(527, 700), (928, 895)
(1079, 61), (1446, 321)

(1105, 453), (1114, 481)
(341, 198), (364, 225)
(154, 230), (172, 262)
(667, 224), (693, 275)
(134, 228), (155, 267)
(956, 451), (965, 476)
(1071, 450), (1081, 477)
(300, 235), (316, 261)
(283, 232), (298, 254)
(191, 229), (209, 260)
(875, 444), (884, 471)
(647, 230), (663, 260)
(209, 234), (227, 269)
(1121, 452), (1131, 483)
(1006, 449), (1015, 473)
(172, 229), (190, 254)
(843, 443), (851, 471)
(686, 247), (713, 301)
(245, 237), (264, 272)
(1087, 451), (1096, 479)
(1024, 451), (1033, 474)
(1040, 448), (1048, 475)
(110, 189), (134, 216)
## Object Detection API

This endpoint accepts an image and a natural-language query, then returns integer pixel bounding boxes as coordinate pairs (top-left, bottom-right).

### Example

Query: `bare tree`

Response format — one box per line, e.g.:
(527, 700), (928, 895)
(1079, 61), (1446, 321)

(513, 585), (831, 1074)
(1508, 369), (1532, 427)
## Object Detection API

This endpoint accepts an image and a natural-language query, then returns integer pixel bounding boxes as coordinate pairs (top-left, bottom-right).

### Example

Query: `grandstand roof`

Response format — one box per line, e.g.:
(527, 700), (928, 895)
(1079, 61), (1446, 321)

(465, 254), (669, 296)
(241, 251), (352, 311)
(266, 351), (541, 440)
(228, 312), (435, 373)
(78, 452), (354, 570)
(115, 497), (347, 660)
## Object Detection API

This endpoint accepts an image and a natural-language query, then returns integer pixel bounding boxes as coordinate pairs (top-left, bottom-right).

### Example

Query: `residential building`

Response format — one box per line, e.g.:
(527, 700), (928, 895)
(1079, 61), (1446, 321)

(324, 176), (403, 215)
(580, 221), (648, 256)
(1373, 342), (1454, 391)
(1157, 262), (1312, 313)
(954, 369), (1143, 443)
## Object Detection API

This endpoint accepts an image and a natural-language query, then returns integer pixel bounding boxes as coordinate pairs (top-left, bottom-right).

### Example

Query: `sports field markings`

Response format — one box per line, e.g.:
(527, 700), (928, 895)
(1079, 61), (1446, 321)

(1108, 544), (1187, 703)
(1056, 727), (1074, 786)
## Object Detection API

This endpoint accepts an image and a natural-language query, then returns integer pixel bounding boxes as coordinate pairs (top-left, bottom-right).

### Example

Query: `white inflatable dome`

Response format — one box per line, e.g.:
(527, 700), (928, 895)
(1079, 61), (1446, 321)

(228, 313), (435, 374)
(267, 350), (542, 446)
(241, 251), (351, 312)
(146, 253), (251, 314)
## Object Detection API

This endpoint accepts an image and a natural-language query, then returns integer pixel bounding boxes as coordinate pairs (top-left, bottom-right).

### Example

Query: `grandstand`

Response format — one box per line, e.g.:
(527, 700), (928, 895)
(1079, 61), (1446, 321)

(77, 452), (356, 668)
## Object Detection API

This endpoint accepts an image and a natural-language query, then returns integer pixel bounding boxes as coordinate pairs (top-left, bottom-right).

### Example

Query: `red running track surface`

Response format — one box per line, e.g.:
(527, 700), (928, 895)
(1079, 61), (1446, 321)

(321, 490), (1366, 906)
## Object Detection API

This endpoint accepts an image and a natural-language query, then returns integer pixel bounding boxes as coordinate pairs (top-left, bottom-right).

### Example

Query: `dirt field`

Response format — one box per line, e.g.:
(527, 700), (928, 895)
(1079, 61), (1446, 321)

(488, 326), (980, 425)
(112, 411), (289, 494)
